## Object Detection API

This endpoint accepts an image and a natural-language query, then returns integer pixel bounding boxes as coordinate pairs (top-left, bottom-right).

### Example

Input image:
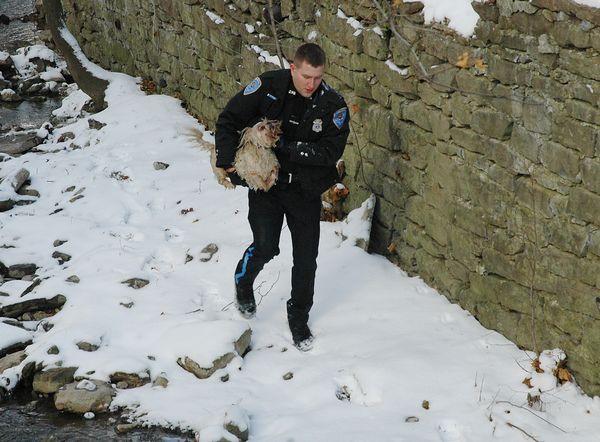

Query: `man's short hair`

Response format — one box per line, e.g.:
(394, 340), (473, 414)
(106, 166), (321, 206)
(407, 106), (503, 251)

(294, 43), (326, 67)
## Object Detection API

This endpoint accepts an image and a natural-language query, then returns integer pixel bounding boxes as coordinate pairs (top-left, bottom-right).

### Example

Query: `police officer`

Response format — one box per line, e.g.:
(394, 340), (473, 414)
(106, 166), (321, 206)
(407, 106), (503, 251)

(215, 43), (349, 351)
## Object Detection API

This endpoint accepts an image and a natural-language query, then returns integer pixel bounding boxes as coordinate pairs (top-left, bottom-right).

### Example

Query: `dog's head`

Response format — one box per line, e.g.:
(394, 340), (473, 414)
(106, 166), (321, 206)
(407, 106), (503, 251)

(240, 118), (282, 148)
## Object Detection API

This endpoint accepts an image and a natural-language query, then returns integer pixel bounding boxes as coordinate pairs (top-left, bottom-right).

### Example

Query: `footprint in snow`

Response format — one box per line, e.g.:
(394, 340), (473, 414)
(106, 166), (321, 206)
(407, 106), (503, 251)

(437, 419), (468, 442)
(164, 227), (184, 243)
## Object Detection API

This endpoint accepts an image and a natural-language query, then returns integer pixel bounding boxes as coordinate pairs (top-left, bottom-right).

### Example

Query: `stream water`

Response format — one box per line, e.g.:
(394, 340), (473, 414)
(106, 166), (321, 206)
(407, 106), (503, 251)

(0, 3), (192, 441)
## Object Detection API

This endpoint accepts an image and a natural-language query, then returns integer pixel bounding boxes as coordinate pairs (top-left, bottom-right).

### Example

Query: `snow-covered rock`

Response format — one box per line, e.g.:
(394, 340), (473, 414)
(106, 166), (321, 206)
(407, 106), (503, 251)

(54, 379), (115, 414)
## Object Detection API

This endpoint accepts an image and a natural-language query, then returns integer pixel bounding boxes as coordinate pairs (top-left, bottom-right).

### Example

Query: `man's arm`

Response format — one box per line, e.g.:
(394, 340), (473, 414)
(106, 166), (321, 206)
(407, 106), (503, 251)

(280, 104), (349, 167)
(215, 77), (265, 168)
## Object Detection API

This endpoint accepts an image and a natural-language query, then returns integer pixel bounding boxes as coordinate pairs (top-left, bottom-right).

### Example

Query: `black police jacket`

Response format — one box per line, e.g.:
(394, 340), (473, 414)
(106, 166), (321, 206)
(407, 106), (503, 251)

(215, 69), (350, 197)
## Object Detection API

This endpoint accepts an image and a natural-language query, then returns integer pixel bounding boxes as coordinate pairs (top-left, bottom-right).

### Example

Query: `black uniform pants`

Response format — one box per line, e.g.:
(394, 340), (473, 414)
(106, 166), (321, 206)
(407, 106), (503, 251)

(234, 183), (321, 317)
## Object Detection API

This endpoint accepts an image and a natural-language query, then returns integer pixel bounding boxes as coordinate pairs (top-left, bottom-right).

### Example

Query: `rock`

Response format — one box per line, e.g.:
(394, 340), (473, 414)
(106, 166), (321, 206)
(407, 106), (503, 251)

(178, 328), (251, 380)
(0, 89), (21, 102)
(199, 243), (219, 262)
(0, 261), (7, 276)
(54, 380), (115, 414)
(116, 381), (128, 389)
(53, 239), (68, 247)
(57, 132), (75, 143)
(87, 118), (106, 130)
(47, 345), (60, 355)
(66, 275), (80, 283)
(76, 341), (99, 352)
(83, 411), (95, 419)
(152, 373), (169, 388)
(405, 416), (420, 423)
(0, 14), (10, 25)
(7, 263), (37, 279)
(20, 278), (41, 297)
(52, 251), (71, 264)
(116, 422), (140, 434)
(282, 372), (293, 380)
(223, 406), (250, 442)
(16, 186), (40, 198)
(0, 199), (15, 212)
(121, 278), (149, 289)
(33, 367), (78, 394)
(153, 161), (169, 170)
(119, 301), (134, 308)
(1, 168), (30, 192)
(109, 371), (150, 388)
(0, 294), (66, 318)
(0, 350), (27, 374)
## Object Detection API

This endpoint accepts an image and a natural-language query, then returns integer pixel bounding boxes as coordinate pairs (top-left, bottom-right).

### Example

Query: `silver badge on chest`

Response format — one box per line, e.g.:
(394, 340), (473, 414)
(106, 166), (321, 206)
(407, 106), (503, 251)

(312, 118), (323, 133)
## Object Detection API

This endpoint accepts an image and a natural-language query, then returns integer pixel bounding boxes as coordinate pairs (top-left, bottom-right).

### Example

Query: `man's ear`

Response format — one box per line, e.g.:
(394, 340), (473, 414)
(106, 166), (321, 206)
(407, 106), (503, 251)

(290, 63), (296, 73)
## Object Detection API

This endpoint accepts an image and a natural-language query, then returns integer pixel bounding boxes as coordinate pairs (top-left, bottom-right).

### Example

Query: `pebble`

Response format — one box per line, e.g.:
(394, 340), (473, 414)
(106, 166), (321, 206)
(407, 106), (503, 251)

(83, 412), (95, 419)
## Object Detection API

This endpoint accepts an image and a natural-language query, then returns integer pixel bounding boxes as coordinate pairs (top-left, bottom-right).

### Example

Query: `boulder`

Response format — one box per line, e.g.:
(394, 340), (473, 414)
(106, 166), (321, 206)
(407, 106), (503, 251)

(0, 294), (66, 318)
(7, 263), (37, 279)
(223, 406), (250, 442)
(54, 379), (115, 414)
(33, 366), (77, 394)
(0, 350), (26, 374)
(0, 89), (22, 102)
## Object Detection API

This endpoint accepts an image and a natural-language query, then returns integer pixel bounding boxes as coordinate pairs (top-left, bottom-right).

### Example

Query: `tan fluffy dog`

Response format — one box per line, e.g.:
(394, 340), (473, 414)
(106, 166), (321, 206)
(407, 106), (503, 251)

(190, 119), (282, 191)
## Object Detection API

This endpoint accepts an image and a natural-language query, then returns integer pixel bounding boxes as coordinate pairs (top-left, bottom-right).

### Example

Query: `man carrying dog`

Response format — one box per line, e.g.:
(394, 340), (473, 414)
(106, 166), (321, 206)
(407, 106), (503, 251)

(215, 43), (349, 351)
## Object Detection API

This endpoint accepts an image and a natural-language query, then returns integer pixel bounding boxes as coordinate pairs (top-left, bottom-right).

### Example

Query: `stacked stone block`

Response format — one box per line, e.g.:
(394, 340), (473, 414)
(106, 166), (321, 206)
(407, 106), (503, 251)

(60, 0), (600, 395)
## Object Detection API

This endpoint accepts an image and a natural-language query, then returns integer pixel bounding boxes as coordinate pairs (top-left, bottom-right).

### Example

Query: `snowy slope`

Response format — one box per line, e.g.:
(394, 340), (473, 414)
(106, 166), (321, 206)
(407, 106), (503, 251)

(1, 59), (600, 442)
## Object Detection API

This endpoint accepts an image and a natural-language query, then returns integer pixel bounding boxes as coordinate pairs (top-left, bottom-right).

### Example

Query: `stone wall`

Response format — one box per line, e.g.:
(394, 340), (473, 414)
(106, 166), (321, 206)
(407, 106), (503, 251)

(58, 0), (600, 394)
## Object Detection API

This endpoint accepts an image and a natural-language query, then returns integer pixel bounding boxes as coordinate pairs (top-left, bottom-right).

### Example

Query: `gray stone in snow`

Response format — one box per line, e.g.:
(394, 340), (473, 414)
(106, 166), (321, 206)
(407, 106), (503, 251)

(66, 275), (80, 283)
(152, 374), (169, 388)
(33, 366), (78, 394)
(0, 294), (66, 318)
(282, 372), (293, 380)
(153, 161), (169, 170)
(52, 251), (71, 264)
(177, 328), (251, 380)
(109, 371), (150, 389)
(57, 132), (75, 143)
(76, 341), (99, 352)
(121, 278), (149, 289)
(7, 263), (37, 279)
(199, 243), (219, 262)
(47, 345), (60, 355)
(53, 239), (68, 247)
(54, 380), (115, 414)
(87, 119), (106, 130)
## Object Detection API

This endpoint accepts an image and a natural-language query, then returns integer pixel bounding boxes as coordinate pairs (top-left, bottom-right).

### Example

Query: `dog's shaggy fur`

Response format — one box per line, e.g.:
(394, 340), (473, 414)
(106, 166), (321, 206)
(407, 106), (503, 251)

(190, 119), (282, 191)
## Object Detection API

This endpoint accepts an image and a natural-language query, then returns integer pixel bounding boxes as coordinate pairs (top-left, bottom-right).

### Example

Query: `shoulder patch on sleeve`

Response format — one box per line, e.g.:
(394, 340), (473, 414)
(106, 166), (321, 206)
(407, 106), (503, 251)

(244, 77), (262, 95)
(332, 107), (348, 129)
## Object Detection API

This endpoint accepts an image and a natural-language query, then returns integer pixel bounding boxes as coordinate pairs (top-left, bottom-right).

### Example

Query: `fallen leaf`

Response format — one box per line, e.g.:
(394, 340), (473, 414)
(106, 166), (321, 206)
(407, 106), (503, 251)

(522, 377), (533, 388)
(455, 52), (470, 69)
(532, 358), (544, 373)
(474, 58), (487, 71)
(387, 242), (397, 254)
(422, 399), (430, 410)
(555, 367), (572, 384)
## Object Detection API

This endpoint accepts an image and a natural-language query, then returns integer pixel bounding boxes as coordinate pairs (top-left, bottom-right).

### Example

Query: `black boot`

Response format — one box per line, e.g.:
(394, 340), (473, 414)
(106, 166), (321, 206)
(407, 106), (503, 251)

(287, 300), (314, 351)
(236, 284), (256, 319)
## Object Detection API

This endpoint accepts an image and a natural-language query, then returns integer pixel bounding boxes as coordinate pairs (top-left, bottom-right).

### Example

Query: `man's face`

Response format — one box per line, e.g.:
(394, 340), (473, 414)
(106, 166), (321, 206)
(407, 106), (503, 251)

(290, 61), (325, 98)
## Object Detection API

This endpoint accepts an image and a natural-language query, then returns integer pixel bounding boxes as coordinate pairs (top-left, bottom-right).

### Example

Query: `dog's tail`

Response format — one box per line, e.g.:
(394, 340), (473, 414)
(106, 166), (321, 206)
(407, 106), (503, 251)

(187, 127), (214, 151)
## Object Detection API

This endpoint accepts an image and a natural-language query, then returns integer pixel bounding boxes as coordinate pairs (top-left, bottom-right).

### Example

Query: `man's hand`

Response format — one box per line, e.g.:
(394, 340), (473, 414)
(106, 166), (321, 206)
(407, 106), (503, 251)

(225, 166), (236, 173)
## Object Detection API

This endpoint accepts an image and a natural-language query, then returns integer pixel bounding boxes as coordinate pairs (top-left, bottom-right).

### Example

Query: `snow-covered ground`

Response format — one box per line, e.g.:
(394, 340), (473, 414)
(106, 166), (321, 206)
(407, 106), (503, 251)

(0, 59), (599, 442)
